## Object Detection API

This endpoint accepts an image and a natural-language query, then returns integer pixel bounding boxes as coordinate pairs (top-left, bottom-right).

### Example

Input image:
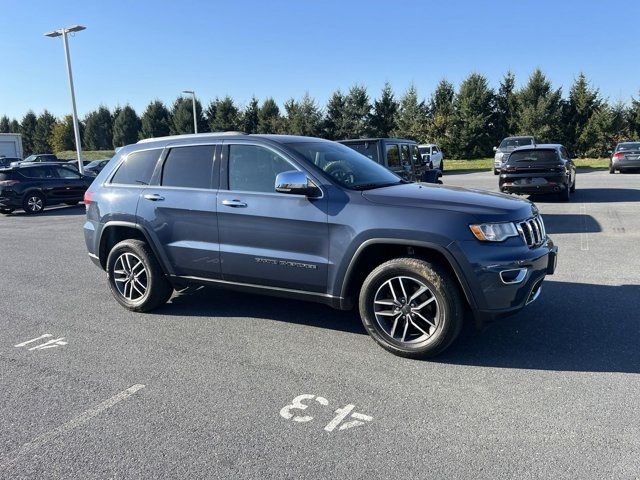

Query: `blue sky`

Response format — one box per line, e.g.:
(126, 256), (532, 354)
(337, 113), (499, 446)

(1, 0), (639, 120)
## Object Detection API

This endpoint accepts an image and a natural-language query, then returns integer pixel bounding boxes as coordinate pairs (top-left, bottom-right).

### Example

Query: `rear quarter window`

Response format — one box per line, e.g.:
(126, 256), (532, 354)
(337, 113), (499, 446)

(342, 142), (380, 162)
(111, 149), (161, 185)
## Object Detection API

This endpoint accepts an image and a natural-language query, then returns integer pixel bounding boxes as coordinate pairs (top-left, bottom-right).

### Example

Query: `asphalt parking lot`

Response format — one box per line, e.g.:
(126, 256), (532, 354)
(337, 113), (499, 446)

(1, 169), (639, 479)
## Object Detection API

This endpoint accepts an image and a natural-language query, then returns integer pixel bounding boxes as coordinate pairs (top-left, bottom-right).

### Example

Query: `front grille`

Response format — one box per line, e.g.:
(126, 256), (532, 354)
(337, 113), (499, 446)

(517, 215), (546, 248)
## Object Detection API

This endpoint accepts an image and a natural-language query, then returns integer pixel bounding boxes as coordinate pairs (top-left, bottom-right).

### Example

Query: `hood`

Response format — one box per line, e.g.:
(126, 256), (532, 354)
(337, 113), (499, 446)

(362, 183), (537, 222)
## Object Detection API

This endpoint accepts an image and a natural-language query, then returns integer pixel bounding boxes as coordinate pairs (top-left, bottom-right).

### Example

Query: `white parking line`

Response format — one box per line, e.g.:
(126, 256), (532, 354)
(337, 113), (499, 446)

(0, 384), (145, 469)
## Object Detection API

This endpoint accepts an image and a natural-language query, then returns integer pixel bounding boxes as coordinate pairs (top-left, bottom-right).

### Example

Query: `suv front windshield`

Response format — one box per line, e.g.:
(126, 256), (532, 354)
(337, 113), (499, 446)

(499, 138), (534, 150)
(288, 141), (403, 190)
(23, 155), (37, 162)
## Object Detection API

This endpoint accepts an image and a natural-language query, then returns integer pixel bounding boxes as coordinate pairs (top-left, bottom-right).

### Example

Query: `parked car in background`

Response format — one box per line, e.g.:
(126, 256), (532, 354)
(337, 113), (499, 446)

(65, 159), (94, 171)
(609, 141), (640, 173)
(0, 163), (93, 214)
(493, 136), (536, 175)
(83, 159), (111, 176)
(83, 133), (556, 358)
(10, 153), (62, 167)
(499, 144), (576, 201)
(0, 156), (21, 168)
(418, 144), (444, 171)
(339, 138), (441, 183)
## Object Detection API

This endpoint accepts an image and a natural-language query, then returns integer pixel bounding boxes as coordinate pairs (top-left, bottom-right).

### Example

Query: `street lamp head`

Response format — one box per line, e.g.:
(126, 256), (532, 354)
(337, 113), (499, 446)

(44, 30), (62, 38)
(182, 90), (194, 94)
(67, 25), (86, 33)
(44, 25), (86, 37)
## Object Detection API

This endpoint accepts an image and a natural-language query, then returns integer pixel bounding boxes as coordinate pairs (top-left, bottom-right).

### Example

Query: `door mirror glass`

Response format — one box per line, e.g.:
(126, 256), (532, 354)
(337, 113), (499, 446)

(275, 170), (320, 197)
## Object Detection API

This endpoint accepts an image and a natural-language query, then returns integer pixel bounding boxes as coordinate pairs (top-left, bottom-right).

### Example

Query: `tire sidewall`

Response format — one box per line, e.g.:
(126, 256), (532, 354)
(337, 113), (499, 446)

(22, 192), (45, 214)
(106, 241), (154, 310)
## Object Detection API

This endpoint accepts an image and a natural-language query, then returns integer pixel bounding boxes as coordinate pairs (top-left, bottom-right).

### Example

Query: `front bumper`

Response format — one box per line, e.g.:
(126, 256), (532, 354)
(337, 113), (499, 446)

(450, 237), (557, 322)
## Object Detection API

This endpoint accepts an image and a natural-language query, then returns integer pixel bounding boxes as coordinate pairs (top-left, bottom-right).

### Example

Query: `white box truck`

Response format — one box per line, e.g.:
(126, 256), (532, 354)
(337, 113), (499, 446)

(0, 133), (24, 159)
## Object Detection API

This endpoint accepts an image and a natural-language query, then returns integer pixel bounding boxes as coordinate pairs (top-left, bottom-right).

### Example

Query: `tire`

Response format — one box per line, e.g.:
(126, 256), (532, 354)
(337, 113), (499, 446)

(440, 160), (444, 172)
(429, 161), (434, 170)
(609, 164), (615, 174)
(560, 184), (571, 201)
(22, 192), (45, 214)
(570, 176), (576, 193)
(106, 239), (173, 312)
(359, 257), (464, 359)
(493, 169), (500, 175)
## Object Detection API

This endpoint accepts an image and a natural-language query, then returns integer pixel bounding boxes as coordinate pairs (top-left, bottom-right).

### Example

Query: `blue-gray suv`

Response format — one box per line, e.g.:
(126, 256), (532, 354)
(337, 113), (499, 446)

(84, 133), (558, 358)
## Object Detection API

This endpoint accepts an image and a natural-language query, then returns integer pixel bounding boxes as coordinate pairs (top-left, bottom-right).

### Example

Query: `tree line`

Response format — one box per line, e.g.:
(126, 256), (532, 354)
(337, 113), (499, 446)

(2, 69), (639, 159)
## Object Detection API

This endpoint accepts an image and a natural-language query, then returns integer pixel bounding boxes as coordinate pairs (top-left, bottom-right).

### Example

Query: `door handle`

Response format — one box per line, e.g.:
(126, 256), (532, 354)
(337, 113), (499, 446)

(222, 199), (247, 208)
(143, 193), (165, 201)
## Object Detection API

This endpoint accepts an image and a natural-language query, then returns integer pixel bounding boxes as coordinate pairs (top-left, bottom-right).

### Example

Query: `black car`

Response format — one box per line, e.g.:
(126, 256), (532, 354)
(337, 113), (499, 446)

(339, 138), (441, 183)
(499, 144), (576, 201)
(83, 159), (111, 176)
(0, 163), (93, 214)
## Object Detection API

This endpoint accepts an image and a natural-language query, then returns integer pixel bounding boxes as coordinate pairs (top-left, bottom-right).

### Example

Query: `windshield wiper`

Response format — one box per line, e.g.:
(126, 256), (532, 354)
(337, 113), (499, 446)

(352, 181), (403, 191)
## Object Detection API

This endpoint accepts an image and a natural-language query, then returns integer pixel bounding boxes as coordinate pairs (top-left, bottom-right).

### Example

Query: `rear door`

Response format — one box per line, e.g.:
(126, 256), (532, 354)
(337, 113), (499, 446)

(399, 144), (415, 181)
(136, 144), (221, 279)
(217, 141), (328, 293)
(54, 166), (86, 199)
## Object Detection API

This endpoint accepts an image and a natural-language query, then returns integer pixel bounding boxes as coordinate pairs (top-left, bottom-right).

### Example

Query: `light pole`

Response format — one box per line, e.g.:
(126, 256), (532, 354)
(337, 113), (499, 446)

(182, 90), (198, 134)
(44, 25), (86, 174)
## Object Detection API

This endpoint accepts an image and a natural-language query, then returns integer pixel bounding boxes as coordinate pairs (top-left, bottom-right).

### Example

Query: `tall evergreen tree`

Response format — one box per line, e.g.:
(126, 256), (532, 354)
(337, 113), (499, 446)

(516, 69), (563, 142)
(394, 85), (427, 142)
(450, 73), (495, 159)
(0, 116), (10, 133)
(426, 80), (455, 152)
(83, 106), (113, 150)
(369, 82), (398, 138)
(112, 105), (141, 147)
(33, 110), (57, 153)
(241, 96), (260, 134)
(207, 96), (240, 132)
(629, 92), (640, 139)
(283, 93), (321, 136)
(322, 90), (347, 140)
(257, 98), (282, 134)
(565, 73), (601, 155)
(50, 115), (76, 152)
(343, 84), (371, 138)
(170, 97), (206, 135)
(9, 119), (20, 134)
(20, 111), (37, 156)
(495, 71), (517, 142)
(140, 100), (171, 140)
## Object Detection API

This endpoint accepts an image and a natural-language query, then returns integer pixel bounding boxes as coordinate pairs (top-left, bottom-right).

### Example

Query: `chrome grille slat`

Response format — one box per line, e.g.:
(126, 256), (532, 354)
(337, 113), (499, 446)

(518, 215), (546, 248)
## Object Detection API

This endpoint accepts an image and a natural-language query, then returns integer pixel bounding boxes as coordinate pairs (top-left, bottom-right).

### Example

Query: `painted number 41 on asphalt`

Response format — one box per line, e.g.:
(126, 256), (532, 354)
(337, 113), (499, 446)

(280, 394), (373, 433)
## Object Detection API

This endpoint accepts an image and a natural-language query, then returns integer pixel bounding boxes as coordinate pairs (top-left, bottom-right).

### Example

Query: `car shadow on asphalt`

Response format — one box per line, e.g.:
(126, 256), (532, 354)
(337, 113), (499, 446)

(527, 188), (640, 204)
(541, 214), (601, 234)
(4, 205), (86, 217)
(160, 285), (366, 335)
(439, 280), (640, 373)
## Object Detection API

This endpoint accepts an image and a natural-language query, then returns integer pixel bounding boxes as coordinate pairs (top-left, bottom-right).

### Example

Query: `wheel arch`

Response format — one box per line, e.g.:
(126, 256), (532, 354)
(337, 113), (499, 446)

(339, 239), (477, 311)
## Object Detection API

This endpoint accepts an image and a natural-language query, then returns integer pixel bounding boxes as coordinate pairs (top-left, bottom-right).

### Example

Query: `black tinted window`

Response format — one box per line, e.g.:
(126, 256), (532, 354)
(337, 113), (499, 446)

(229, 145), (294, 193)
(111, 149), (161, 185)
(20, 166), (56, 179)
(342, 142), (380, 162)
(56, 167), (81, 179)
(386, 145), (400, 168)
(162, 145), (215, 189)
(507, 150), (559, 163)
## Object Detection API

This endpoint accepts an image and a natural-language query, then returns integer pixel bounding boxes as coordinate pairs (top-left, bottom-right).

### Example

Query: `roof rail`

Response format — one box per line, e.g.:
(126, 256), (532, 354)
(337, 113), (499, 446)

(137, 131), (248, 144)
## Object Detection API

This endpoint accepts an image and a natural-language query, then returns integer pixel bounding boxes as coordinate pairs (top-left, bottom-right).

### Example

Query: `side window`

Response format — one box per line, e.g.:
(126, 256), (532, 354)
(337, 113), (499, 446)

(433, 146), (439, 153)
(162, 145), (215, 189)
(561, 147), (570, 160)
(385, 144), (400, 168)
(400, 145), (411, 166)
(56, 167), (81, 179)
(410, 145), (420, 163)
(111, 149), (161, 185)
(228, 144), (295, 193)
(21, 167), (55, 179)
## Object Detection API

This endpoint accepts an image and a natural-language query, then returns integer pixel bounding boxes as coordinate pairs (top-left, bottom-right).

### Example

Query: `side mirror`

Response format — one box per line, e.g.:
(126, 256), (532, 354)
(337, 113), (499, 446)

(607, 150), (613, 155)
(275, 170), (321, 197)
(493, 146), (498, 152)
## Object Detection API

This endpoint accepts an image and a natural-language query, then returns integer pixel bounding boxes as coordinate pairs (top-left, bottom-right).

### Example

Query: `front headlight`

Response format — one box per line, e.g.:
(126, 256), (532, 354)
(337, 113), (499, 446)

(469, 222), (519, 242)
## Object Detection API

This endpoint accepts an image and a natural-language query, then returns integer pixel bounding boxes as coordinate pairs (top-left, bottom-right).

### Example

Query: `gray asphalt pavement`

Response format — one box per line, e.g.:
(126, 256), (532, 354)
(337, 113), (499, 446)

(1, 169), (639, 479)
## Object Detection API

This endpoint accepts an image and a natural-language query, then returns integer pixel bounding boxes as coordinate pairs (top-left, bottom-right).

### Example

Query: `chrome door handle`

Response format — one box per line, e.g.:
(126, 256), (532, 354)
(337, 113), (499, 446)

(222, 199), (247, 208)
(143, 193), (164, 201)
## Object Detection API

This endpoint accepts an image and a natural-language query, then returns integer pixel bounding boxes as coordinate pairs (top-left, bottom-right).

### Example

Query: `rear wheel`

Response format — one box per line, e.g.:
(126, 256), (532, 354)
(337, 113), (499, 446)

(22, 192), (45, 214)
(106, 239), (173, 312)
(440, 160), (444, 172)
(359, 257), (464, 359)
(429, 161), (434, 170)
(609, 163), (615, 174)
(560, 184), (571, 201)
(493, 168), (500, 175)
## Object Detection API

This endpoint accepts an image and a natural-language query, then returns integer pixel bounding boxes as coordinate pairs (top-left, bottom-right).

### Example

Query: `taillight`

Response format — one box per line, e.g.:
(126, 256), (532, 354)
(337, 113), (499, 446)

(613, 152), (625, 160)
(0, 179), (20, 186)
(83, 190), (94, 204)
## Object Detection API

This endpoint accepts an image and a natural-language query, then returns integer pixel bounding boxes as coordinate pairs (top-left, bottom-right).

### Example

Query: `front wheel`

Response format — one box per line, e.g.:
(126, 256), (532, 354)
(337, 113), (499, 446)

(106, 239), (173, 312)
(359, 257), (464, 359)
(22, 192), (45, 214)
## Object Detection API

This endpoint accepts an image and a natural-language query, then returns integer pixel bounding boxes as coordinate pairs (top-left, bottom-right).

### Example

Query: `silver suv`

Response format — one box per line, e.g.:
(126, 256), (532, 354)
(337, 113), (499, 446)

(493, 136), (535, 175)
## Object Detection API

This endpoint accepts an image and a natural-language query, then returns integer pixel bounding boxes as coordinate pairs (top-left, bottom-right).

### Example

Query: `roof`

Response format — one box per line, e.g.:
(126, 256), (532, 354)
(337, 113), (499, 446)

(137, 132), (334, 145)
(513, 143), (563, 151)
(339, 137), (417, 144)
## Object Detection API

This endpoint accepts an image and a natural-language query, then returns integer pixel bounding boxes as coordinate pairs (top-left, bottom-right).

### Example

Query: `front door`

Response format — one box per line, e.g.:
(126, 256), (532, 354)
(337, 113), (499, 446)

(217, 142), (329, 293)
(54, 166), (86, 200)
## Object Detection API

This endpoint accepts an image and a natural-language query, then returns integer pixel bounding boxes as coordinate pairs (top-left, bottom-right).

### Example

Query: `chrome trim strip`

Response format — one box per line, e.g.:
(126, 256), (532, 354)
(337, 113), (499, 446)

(174, 275), (337, 299)
(499, 268), (528, 285)
(526, 285), (542, 305)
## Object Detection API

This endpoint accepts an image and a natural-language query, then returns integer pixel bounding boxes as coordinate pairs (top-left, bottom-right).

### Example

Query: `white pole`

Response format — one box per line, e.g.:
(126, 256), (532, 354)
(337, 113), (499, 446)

(191, 92), (198, 134)
(61, 29), (84, 174)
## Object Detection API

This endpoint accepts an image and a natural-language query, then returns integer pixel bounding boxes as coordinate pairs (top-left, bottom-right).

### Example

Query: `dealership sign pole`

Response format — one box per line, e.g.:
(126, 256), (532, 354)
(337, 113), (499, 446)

(45, 25), (86, 175)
